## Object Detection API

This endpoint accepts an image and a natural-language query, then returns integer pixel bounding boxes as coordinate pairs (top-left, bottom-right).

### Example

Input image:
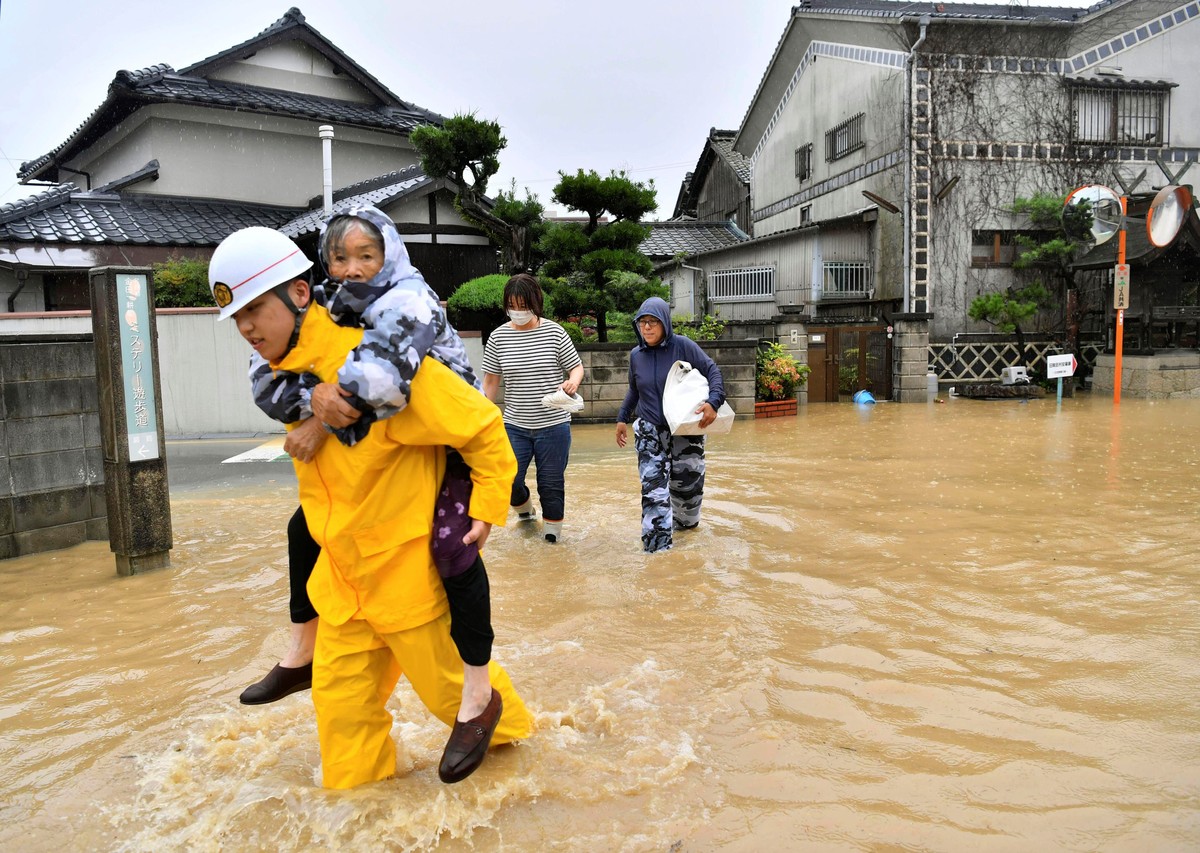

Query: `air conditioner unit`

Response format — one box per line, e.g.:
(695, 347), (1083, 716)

(1000, 366), (1030, 385)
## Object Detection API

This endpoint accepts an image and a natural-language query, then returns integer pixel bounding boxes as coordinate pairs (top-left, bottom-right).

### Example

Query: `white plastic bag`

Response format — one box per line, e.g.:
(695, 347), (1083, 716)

(662, 360), (735, 436)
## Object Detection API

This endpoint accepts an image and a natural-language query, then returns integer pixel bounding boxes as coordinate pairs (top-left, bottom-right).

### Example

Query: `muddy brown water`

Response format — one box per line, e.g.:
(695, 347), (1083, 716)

(1, 395), (1198, 851)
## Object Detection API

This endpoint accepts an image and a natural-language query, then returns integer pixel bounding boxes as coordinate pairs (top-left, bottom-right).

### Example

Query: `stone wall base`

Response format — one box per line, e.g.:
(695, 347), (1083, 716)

(1092, 352), (1200, 398)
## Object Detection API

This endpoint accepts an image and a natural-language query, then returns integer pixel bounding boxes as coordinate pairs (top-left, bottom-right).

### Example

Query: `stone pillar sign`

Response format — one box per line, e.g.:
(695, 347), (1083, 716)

(90, 266), (172, 575)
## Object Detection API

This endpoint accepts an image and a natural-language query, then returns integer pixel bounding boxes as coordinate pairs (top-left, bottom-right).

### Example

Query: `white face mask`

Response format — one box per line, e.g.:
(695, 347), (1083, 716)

(508, 309), (535, 325)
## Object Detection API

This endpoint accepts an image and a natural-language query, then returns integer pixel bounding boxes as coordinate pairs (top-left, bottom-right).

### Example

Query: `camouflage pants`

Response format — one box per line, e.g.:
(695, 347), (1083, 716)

(632, 419), (705, 553)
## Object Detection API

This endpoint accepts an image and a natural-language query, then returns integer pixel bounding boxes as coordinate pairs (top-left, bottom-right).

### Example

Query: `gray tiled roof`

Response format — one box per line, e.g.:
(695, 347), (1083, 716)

(1073, 194), (1200, 269)
(281, 166), (432, 236)
(673, 129), (751, 219)
(0, 184), (300, 245)
(709, 131), (752, 184)
(640, 220), (749, 259)
(18, 8), (443, 183)
(132, 71), (438, 130)
(792, 1), (1094, 22)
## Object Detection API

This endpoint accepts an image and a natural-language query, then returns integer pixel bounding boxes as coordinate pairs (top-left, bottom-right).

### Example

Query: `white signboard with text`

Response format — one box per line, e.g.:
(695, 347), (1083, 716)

(1045, 354), (1077, 379)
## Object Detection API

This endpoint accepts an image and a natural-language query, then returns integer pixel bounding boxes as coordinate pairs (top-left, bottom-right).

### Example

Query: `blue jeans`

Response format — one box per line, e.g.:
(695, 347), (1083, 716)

(505, 422), (571, 521)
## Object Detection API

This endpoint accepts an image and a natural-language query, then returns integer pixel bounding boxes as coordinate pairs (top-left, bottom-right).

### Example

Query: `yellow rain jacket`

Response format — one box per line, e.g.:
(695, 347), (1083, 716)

(273, 304), (516, 631)
(270, 304), (529, 790)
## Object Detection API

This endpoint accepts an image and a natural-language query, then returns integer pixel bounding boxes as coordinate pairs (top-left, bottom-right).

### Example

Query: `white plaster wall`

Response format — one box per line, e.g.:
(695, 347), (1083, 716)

(0, 273), (47, 313)
(72, 105), (418, 205)
(205, 42), (373, 103)
(752, 54), (903, 238)
(386, 194), (431, 224)
(1085, 19), (1200, 143)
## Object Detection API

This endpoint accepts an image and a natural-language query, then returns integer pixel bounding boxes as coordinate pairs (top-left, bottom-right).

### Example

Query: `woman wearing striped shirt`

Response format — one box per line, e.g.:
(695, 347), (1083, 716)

(481, 274), (584, 543)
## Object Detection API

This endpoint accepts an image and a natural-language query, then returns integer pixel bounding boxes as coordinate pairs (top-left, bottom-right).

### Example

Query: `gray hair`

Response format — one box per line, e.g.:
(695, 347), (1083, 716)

(322, 215), (384, 260)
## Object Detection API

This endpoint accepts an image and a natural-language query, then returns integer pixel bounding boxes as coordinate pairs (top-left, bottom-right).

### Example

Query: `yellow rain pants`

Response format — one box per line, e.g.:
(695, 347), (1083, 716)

(314, 611), (533, 790)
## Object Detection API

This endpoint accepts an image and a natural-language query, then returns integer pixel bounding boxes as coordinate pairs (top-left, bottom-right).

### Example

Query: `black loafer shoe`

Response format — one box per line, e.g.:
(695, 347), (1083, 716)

(239, 662), (313, 705)
(438, 688), (503, 783)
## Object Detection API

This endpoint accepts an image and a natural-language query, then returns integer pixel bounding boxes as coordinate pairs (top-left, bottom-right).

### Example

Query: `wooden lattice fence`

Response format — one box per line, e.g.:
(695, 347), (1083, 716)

(928, 338), (1104, 381)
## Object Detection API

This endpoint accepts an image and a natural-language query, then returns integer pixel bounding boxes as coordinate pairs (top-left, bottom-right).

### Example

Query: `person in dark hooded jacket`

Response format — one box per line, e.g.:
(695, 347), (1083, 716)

(615, 297), (725, 553)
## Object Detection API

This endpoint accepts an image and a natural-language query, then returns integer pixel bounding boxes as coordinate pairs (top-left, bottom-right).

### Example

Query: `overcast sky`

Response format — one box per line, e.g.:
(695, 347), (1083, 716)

(0, 0), (1099, 220)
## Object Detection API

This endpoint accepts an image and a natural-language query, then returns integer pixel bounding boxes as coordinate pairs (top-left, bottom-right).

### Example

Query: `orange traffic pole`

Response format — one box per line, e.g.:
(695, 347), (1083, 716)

(1114, 196), (1126, 405)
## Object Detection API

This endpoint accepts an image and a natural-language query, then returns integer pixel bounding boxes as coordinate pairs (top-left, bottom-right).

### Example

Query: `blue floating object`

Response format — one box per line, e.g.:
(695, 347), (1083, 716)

(853, 390), (876, 404)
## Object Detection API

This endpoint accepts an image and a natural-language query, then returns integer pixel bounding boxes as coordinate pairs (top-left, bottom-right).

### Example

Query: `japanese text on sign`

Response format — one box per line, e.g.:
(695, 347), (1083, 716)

(1114, 263), (1130, 311)
(117, 274), (159, 460)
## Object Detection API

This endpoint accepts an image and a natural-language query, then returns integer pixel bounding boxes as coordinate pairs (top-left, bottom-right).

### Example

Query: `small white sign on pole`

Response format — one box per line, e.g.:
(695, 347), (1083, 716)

(1114, 263), (1130, 310)
(1046, 354), (1077, 379)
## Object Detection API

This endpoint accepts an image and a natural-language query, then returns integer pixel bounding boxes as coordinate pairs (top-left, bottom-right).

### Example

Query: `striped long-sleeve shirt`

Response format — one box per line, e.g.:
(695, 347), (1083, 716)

(481, 319), (582, 429)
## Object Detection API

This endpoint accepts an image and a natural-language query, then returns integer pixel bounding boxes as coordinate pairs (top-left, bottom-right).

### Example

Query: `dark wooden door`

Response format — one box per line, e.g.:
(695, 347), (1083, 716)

(806, 331), (832, 402)
(808, 325), (891, 402)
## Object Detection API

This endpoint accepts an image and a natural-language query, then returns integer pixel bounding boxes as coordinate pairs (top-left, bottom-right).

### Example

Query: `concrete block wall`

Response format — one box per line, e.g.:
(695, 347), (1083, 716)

(891, 313), (933, 403)
(573, 340), (758, 424)
(0, 334), (107, 558)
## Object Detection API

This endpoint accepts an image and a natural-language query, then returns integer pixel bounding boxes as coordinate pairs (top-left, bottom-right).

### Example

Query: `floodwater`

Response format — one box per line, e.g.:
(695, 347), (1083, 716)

(2, 394), (1199, 852)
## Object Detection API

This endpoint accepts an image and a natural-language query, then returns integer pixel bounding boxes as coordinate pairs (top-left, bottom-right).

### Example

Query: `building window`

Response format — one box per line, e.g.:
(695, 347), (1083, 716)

(825, 113), (865, 161)
(820, 261), (872, 300)
(1068, 80), (1171, 146)
(795, 143), (813, 181)
(970, 230), (1052, 267)
(709, 266), (775, 303)
(800, 205), (812, 224)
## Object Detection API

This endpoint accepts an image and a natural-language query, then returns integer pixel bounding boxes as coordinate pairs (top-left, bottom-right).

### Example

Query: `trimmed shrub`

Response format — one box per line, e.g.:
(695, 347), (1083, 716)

(447, 274), (508, 333)
(153, 255), (213, 308)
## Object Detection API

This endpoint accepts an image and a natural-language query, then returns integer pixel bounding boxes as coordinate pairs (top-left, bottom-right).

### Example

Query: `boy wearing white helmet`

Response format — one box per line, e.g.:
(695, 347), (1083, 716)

(233, 209), (505, 785)
(209, 227), (532, 789)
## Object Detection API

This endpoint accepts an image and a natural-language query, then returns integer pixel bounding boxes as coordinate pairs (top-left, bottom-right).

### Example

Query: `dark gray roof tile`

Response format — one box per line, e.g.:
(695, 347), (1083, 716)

(709, 131), (752, 184)
(281, 166), (432, 237)
(793, 1), (1092, 22)
(640, 220), (750, 259)
(0, 185), (301, 246)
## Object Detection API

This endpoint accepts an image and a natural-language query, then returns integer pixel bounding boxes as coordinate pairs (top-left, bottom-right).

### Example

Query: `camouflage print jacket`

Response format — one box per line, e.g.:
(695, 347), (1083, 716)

(248, 204), (479, 445)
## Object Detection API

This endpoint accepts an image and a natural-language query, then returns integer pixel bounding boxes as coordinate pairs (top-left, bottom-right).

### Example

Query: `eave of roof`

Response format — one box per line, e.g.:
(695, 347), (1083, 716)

(1072, 207), (1200, 269)
(675, 130), (751, 218)
(1066, 77), (1179, 89)
(281, 166), (439, 237)
(0, 184), (301, 247)
(734, 0), (1112, 153)
(788, 1), (1089, 23)
(640, 220), (751, 259)
(652, 205), (877, 269)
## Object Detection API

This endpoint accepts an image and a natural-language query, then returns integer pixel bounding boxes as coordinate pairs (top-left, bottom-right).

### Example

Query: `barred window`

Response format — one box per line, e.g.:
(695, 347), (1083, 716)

(825, 113), (865, 161)
(709, 266), (775, 303)
(795, 143), (813, 181)
(1068, 80), (1171, 146)
(820, 261), (871, 300)
(800, 205), (812, 224)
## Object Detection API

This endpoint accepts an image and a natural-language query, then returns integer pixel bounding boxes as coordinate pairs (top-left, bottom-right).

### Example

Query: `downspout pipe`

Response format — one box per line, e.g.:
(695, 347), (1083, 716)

(679, 262), (704, 317)
(902, 14), (930, 314)
(7, 268), (29, 313)
(319, 125), (335, 218)
(57, 164), (92, 191)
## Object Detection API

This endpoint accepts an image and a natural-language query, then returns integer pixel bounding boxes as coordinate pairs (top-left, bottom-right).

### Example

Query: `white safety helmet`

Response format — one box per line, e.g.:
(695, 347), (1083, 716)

(208, 227), (314, 320)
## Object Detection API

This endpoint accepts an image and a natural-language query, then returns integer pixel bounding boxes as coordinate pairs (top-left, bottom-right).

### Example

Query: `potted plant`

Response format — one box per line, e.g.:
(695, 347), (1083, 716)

(755, 341), (810, 418)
